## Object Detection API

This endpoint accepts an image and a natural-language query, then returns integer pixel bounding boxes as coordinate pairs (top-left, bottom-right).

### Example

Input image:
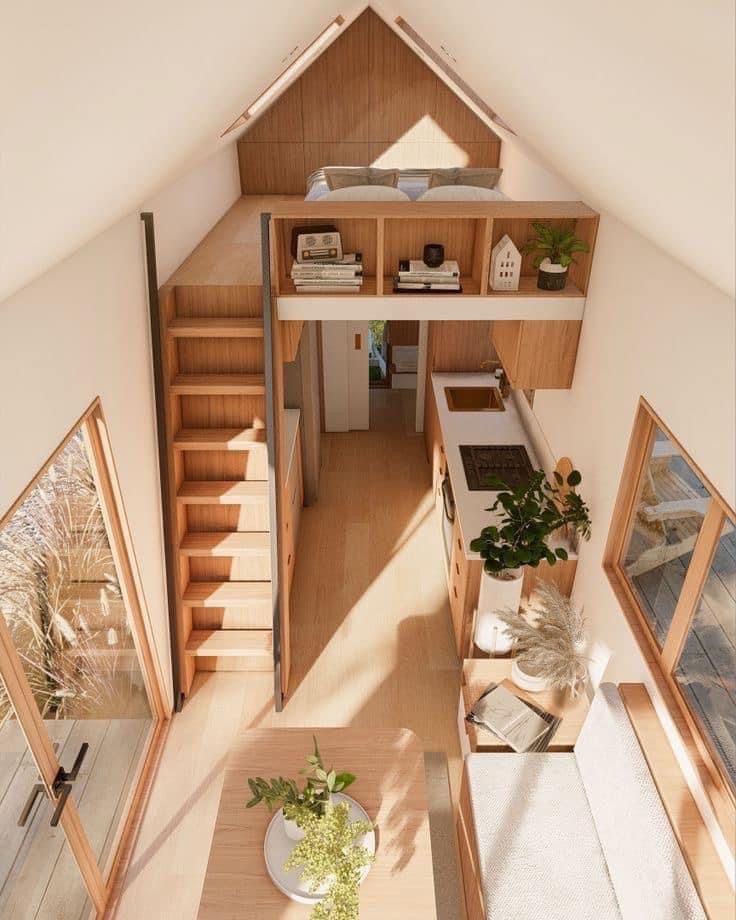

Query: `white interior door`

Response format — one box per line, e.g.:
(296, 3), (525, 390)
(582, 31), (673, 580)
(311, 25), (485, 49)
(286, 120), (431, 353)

(347, 321), (369, 430)
(321, 321), (369, 432)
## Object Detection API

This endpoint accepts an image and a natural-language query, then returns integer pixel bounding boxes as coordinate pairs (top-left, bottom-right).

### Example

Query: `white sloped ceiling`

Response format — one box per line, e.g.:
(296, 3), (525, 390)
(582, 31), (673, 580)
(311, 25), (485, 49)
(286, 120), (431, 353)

(381, 0), (735, 297)
(1, 1), (733, 301)
(0, 0), (364, 303)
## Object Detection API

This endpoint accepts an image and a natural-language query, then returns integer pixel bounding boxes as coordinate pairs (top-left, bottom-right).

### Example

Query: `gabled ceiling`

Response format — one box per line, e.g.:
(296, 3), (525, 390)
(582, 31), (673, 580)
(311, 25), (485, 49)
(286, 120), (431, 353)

(1, 1), (733, 303)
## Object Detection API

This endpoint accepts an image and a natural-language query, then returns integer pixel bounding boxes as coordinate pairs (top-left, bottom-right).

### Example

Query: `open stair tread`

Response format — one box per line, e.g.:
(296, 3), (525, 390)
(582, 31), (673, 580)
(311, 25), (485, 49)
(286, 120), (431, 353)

(180, 532), (271, 556)
(169, 317), (264, 338)
(170, 374), (265, 395)
(177, 481), (268, 504)
(182, 581), (272, 606)
(185, 629), (272, 657)
(173, 428), (267, 450)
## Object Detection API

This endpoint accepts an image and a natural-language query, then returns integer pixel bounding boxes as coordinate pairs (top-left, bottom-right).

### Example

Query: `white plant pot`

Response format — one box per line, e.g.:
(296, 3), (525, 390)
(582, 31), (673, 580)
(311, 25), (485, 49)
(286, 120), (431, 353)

(281, 810), (306, 841)
(474, 568), (523, 655)
(511, 658), (551, 693)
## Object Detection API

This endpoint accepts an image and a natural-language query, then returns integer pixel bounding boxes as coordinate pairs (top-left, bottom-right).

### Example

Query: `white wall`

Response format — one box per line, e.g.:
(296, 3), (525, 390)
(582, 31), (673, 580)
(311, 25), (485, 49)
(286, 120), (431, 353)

(142, 144), (241, 284)
(500, 132), (736, 876)
(0, 144), (246, 710)
(0, 213), (172, 701)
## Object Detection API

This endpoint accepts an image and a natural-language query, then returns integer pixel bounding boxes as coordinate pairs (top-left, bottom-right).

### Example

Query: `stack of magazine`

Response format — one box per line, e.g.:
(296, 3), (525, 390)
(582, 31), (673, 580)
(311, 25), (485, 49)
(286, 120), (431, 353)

(291, 252), (363, 293)
(467, 683), (560, 752)
(393, 259), (461, 293)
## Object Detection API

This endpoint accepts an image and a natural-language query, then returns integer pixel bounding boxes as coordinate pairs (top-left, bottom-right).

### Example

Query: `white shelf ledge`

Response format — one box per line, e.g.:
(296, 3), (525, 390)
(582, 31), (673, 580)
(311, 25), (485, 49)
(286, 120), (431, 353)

(276, 294), (585, 321)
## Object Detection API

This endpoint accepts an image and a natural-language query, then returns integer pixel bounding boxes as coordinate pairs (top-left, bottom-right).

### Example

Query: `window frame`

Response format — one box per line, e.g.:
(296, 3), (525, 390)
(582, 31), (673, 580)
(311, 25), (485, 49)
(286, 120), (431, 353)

(605, 397), (735, 852)
(0, 397), (169, 912)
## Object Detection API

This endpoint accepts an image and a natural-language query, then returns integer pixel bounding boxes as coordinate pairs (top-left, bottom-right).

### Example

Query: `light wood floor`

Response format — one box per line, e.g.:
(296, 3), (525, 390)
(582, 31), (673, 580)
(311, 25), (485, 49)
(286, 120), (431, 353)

(115, 389), (463, 919)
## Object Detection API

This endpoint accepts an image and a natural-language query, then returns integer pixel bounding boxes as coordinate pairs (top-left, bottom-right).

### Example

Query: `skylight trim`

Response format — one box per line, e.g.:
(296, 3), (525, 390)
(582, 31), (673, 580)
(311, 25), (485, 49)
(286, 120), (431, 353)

(221, 15), (345, 137)
(394, 17), (515, 136)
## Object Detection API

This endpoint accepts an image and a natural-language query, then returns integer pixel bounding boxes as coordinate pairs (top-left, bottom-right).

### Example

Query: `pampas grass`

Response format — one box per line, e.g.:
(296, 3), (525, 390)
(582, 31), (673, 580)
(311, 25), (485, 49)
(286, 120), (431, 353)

(495, 583), (589, 696)
(0, 433), (145, 727)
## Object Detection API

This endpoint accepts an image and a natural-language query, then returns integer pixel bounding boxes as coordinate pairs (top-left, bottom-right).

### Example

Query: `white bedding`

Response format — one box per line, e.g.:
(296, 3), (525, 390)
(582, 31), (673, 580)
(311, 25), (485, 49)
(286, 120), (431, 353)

(306, 168), (511, 202)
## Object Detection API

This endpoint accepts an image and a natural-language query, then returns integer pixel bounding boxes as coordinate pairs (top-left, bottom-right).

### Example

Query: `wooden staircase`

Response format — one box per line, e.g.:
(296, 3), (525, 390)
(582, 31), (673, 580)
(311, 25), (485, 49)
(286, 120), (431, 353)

(159, 284), (274, 695)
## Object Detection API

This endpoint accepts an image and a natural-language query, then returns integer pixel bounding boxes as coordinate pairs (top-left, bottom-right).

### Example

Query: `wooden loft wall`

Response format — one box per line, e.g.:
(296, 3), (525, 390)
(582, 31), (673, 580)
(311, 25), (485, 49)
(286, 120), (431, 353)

(237, 8), (501, 194)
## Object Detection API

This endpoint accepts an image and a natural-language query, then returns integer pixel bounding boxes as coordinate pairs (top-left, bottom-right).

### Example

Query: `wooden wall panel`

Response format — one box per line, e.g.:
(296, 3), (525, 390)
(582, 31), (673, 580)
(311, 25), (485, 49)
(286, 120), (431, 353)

(301, 11), (371, 142)
(388, 321), (419, 346)
(368, 10), (436, 142)
(303, 142), (374, 177)
(243, 81), (303, 143)
(238, 9), (500, 194)
(238, 143), (306, 195)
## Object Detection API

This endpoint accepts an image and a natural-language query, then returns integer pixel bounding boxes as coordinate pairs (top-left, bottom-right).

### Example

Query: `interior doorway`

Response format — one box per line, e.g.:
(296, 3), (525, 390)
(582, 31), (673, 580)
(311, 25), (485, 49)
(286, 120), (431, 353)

(320, 320), (424, 433)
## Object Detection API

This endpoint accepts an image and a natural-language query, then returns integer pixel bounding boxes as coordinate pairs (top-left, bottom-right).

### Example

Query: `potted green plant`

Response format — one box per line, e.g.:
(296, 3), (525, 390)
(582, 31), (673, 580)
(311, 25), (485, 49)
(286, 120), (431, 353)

(284, 800), (374, 920)
(523, 223), (590, 291)
(469, 468), (591, 654)
(495, 583), (589, 696)
(247, 737), (355, 840)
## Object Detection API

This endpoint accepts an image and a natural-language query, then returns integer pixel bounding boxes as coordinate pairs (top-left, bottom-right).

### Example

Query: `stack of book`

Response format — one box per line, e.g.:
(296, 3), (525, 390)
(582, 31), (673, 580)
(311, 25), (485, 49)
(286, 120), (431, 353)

(291, 253), (363, 293)
(394, 259), (461, 293)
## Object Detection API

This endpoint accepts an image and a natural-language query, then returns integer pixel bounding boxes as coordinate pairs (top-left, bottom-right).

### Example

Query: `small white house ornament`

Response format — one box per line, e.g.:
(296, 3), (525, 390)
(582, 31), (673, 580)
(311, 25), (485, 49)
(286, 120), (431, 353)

(490, 234), (521, 291)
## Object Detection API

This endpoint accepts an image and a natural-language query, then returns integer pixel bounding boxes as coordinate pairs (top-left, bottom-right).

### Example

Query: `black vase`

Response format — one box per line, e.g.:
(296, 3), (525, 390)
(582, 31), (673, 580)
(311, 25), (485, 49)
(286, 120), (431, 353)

(423, 243), (444, 268)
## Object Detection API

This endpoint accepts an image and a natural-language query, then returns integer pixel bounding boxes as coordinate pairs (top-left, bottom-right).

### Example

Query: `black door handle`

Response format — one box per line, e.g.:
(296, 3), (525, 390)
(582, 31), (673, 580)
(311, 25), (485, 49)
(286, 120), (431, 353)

(18, 783), (45, 827)
(17, 743), (89, 828)
(50, 783), (73, 827)
(58, 742), (88, 783)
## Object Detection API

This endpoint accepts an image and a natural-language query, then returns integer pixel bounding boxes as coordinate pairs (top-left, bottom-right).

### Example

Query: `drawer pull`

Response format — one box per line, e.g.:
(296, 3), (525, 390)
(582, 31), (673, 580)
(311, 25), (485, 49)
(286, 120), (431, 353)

(457, 538), (462, 551)
(287, 554), (292, 565)
(453, 585), (458, 599)
(455, 562), (460, 576)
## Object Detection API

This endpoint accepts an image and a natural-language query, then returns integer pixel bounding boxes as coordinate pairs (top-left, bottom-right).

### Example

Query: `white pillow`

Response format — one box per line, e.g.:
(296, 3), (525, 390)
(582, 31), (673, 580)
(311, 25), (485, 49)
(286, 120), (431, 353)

(417, 185), (510, 202)
(323, 186), (410, 201)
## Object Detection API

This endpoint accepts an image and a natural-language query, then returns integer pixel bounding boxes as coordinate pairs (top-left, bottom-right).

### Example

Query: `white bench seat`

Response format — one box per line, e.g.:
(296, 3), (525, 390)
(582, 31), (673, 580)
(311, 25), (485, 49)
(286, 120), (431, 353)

(465, 753), (621, 919)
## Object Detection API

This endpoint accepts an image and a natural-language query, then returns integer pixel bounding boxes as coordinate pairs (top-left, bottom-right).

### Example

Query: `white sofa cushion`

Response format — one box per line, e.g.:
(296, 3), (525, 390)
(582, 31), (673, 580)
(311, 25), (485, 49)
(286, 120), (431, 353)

(465, 753), (621, 919)
(575, 684), (706, 920)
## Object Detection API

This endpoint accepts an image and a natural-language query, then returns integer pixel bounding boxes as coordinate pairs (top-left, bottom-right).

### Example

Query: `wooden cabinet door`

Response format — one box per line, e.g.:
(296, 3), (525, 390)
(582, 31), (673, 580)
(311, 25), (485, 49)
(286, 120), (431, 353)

(492, 320), (582, 389)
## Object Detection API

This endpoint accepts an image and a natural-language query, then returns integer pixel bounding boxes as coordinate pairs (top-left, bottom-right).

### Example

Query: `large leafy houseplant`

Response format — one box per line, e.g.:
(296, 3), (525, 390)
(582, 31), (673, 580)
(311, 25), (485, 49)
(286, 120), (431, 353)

(469, 468), (591, 579)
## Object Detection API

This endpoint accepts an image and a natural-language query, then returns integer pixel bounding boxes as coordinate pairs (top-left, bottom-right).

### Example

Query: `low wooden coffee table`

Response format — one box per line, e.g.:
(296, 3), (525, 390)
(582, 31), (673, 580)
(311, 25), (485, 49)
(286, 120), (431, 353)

(197, 727), (438, 918)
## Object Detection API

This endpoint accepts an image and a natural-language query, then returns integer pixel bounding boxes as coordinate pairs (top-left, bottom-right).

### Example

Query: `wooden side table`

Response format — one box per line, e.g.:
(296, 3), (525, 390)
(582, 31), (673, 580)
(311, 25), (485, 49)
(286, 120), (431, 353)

(459, 659), (590, 753)
(197, 727), (437, 918)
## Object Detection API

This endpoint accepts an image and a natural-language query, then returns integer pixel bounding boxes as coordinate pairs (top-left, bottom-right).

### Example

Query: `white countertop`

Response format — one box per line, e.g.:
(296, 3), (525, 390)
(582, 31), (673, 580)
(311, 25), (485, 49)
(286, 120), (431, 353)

(282, 408), (301, 481)
(432, 372), (541, 561)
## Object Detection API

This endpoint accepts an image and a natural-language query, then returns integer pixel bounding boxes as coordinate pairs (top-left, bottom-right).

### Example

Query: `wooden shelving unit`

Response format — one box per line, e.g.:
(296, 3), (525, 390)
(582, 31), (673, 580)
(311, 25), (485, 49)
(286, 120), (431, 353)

(269, 201), (598, 302)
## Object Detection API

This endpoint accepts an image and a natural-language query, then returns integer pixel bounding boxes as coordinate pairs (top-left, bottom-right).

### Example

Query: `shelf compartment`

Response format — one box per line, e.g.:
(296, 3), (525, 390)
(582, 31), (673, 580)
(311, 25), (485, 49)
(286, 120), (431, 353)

(491, 216), (597, 296)
(273, 217), (377, 294)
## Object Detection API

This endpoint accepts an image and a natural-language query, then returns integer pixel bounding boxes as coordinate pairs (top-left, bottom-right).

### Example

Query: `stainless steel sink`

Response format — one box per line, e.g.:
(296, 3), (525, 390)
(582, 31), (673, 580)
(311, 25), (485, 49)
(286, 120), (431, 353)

(444, 386), (505, 412)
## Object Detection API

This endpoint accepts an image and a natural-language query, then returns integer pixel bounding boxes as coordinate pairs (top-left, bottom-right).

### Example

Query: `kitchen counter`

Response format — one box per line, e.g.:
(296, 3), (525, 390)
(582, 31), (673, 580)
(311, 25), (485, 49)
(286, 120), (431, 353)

(431, 372), (540, 561)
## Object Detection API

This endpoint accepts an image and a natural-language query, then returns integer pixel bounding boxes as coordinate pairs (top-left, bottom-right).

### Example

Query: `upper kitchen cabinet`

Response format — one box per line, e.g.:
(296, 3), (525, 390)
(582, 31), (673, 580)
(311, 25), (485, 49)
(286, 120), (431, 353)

(492, 319), (582, 389)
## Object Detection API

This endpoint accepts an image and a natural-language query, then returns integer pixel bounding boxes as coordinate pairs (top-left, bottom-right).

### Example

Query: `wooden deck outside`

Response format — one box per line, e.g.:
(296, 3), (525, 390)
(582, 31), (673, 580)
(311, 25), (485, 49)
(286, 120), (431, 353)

(626, 449), (736, 786)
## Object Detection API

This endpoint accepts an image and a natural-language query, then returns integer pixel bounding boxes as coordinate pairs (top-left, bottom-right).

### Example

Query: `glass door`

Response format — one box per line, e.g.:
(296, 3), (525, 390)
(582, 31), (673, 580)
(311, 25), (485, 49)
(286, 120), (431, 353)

(0, 664), (97, 919)
(0, 402), (166, 917)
